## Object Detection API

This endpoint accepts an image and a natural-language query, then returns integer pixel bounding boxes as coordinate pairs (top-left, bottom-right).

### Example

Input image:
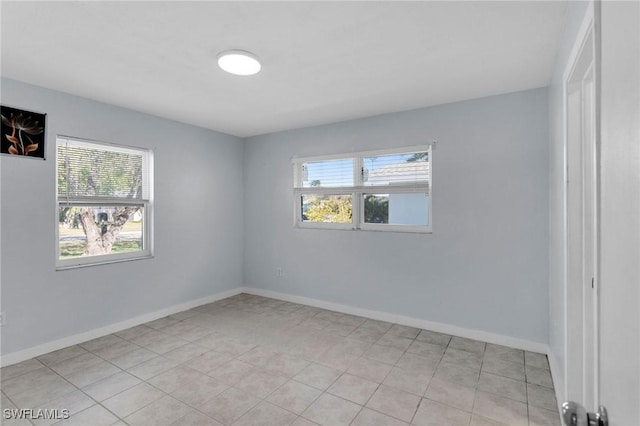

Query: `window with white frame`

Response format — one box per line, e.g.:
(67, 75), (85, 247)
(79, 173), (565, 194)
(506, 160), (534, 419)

(56, 136), (153, 268)
(293, 145), (431, 232)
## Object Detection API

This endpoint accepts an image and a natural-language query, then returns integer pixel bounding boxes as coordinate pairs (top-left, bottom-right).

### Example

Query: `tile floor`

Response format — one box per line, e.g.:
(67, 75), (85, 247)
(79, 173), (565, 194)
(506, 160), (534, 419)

(1, 294), (561, 425)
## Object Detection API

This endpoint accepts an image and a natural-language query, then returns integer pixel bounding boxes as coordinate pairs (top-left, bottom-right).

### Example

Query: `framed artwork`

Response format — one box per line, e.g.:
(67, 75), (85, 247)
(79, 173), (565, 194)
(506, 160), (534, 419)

(1, 105), (46, 159)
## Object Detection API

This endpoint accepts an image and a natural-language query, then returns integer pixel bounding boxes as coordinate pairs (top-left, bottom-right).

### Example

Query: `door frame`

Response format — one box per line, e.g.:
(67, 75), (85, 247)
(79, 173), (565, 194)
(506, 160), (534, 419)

(561, 0), (601, 410)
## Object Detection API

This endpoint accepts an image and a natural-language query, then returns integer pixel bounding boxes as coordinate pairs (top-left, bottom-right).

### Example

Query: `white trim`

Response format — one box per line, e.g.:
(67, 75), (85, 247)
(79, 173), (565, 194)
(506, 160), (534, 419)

(1, 285), (551, 368)
(242, 287), (549, 354)
(55, 136), (154, 269)
(293, 145), (431, 233)
(561, 1), (596, 405)
(548, 350), (566, 420)
(292, 145), (431, 164)
(0, 287), (242, 367)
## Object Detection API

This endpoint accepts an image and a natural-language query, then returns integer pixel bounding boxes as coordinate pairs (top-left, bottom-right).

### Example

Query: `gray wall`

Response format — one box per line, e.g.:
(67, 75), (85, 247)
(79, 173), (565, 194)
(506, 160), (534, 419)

(244, 88), (550, 344)
(547, 0), (590, 402)
(0, 78), (245, 356)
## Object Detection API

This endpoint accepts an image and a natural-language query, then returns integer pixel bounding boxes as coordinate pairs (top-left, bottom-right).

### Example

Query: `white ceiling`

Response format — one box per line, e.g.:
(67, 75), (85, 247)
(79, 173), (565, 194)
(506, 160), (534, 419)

(1, 1), (567, 138)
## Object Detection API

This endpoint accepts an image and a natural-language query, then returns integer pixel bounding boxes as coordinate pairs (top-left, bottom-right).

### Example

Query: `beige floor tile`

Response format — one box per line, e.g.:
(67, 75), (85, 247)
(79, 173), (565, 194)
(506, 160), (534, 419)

(376, 334), (414, 351)
(364, 344), (405, 365)
(114, 324), (155, 341)
(127, 356), (180, 381)
(424, 377), (476, 412)
(441, 348), (483, 370)
(412, 398), (471, 426)
(162, 342), (209, 363)
(472, 391), (528, 426)
(235, 370), (288, 398)
(415, 330), (452, 347)
(449, 337), (486, 354)
(91, 339), (141, 361)
(526, 365), (554, 388)
(484, 344), (524, 364)
(469, 414), (510, 426)
(387, 324), (421, 339)
(147, 365), (205, 393)
(37, 346), (87, 367)
(528, 406), (561, 426)
(208, 359), (258, 387)
(265, 353), (310, 377)
(102, 382), (165, 418)
(525, 352), (549, 370)
(124, 395), (192, 426)
(3, 296), (560, 426)
(407, 341), (446, 361)
(290, 416), (319, 426)
(302, 393), (361, 426)
(237, 346), (277, 367)
(62, 360), (121, 388)
(396, 353), (438, 376)
(58, 404), (119, 426)
(347, 357), (392, 383)
(109, 347), (158, 370)
(327, 373), (379, 405)
(294, 363), (341, 390)
(233, 401), (298, 426)
(366, 384), (421, 423)
(169, 410), (222, 426)
(434, 361), (480, 388)
(527, 383), (558, 411)
(477, 371), (526, 403)
(3, 368), (77, 408)
(349, 327), (386, 343)
(1, 359), (46, 382)
(79, 334), (125, 352)
(145, 317), (180, 331)
(383, 366), (431, 396)
(31, 390), (94, 426)
(351, 407), (408, 426)
(360, 319), (393, 333)
(81, 371), (141, 401)
(170, 374), (228, 408)
(184, 350), (234, 374)
(481, 357), (526, 381)
(48, 353), (103, 377)
(267, 380), (322, 414)
(200, 387), (261, 425)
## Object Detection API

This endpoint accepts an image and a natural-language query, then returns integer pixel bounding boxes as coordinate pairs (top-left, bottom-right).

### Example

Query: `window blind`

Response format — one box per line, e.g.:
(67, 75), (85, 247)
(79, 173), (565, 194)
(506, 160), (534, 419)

(298, 158), (354, 188)
(57, 137), (150, 201)
(363, 151), (429, 190)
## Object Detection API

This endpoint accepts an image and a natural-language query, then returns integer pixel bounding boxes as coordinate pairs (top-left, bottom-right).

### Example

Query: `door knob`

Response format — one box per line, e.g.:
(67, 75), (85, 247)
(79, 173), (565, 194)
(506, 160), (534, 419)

(562, 402), (608, 426)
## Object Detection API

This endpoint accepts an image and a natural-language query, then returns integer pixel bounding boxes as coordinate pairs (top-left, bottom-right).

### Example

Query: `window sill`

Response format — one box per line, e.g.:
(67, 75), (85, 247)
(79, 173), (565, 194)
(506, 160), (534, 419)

(56, 253), (154, 271)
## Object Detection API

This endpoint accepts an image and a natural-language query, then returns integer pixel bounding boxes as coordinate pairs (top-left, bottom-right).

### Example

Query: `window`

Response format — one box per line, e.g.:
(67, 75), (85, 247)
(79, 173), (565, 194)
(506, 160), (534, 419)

(56, 136), (153, 268)
(293, 145), (431, 232)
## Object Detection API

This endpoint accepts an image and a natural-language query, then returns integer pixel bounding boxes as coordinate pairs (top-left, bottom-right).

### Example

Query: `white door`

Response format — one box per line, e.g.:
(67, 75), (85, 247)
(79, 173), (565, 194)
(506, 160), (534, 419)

(562, 2), (640, 425)
(564, 3), (598, 415)
(597, 1), (640, 425)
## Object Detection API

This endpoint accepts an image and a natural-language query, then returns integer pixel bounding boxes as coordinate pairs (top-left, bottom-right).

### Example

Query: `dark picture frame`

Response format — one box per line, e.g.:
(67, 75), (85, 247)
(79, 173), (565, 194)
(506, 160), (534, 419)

(1, 105), (46, 160)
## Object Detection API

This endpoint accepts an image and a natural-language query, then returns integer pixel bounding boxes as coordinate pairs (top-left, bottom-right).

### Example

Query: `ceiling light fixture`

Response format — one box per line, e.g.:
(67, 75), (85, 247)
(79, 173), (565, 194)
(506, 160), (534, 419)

(217, 50), (261, 76)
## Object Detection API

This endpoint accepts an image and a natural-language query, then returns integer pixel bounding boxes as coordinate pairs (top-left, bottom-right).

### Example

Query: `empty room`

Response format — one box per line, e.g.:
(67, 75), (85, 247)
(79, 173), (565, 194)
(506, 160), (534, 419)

(0, 1), (638, 426)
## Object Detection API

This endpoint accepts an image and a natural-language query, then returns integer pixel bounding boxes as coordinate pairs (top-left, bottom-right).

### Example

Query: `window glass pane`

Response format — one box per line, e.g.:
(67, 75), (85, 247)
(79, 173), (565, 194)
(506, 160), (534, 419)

(301, 194), (352, 224)
(301, 159), (354, 188)
(364, 193), (429, 226)
(58, 205), (144, 259)
(57, 141), (147, 199)
(363, 152), (429, 188)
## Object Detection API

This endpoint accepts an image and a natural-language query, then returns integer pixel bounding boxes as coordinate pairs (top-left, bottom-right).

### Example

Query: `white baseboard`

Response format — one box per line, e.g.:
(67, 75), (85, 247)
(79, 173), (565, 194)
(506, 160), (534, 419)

(241, 287), (549, 354)
(0, 287), (243, 367)
(547, 349), (565, 418)
(1, 285), (552, 368)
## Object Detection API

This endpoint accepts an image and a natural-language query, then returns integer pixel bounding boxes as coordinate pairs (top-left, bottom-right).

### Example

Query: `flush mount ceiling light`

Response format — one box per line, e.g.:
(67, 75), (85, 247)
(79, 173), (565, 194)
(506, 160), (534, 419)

(217, 50), (261, 76)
